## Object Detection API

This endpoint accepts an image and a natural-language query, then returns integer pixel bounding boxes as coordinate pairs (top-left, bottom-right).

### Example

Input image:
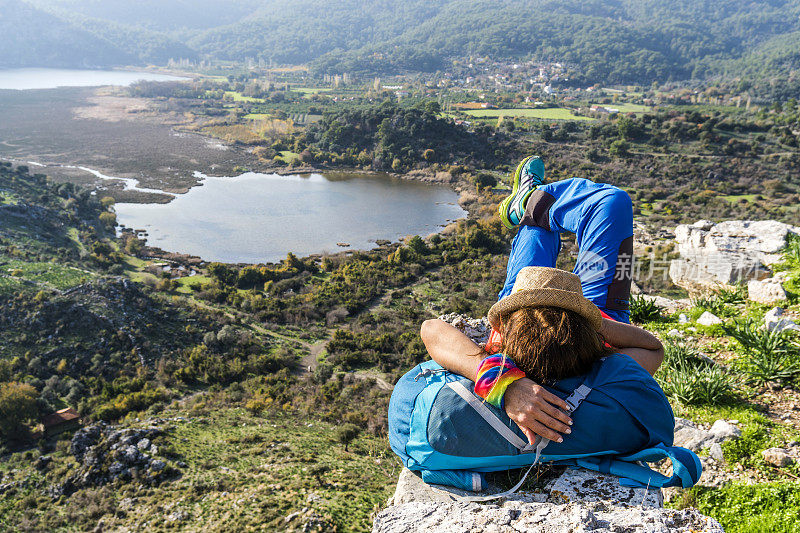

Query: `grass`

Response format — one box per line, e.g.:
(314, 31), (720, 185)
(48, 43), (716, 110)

(721, 194), (759, 204)
(629, 294), (664, 323)
(223, 91), (264, 103)
(174, 275), (211, 294)
(463, 108), (595, 121)
(723, 320), (800, 384)
(292, 87), (332, 95)
(655, 342), (737, 406)
(675, 482), (800, 532)
(0, 407), (397, 532)
(0, 274), (25, 295)
(244, 113), (273, 120)
(0, 260), (92, 290)
(279, 150), (301, 164)
(0, 190), (20, 205)
(609, 102), (651, 113)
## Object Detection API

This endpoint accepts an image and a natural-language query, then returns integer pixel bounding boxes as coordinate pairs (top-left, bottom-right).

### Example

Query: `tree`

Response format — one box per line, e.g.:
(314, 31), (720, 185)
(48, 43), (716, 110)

(99, 211), (117, 227)
(0, 382), (38, 443)
(335, 423), (361, 451)
(609, 139), (630, 157)
(472, 172), (497, 190)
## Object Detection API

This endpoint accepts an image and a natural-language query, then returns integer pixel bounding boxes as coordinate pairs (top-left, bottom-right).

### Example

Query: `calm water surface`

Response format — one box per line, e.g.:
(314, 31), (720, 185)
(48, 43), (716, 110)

(114, 171), (466, 263)
(0, 68), (187, 90)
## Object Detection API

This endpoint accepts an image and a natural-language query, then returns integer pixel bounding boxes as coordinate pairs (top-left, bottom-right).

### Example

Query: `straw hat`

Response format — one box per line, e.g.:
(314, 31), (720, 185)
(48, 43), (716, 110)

(488, 267), (602, 331)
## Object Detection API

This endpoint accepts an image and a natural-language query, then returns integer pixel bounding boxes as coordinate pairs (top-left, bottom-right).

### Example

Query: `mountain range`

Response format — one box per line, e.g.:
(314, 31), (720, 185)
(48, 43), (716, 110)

(3, 0), (800, 84)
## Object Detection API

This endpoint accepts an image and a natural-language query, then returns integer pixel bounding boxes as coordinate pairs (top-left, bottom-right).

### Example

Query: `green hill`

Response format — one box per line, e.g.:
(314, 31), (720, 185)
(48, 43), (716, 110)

(11, 0), (800, 83)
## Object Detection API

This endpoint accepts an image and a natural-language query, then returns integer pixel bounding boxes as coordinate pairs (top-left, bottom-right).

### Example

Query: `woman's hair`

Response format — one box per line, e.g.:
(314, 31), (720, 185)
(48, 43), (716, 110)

(501, 306), (613, 384)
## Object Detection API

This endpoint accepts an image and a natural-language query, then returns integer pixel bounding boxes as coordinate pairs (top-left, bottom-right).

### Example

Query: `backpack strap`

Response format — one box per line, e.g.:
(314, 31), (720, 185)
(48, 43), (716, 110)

(448, 380), (535, 451)
(447, 380), (593, 453)
(570, 443), (702, 489)
(616, 443), (703, 488)
(444, 380), (593, 501)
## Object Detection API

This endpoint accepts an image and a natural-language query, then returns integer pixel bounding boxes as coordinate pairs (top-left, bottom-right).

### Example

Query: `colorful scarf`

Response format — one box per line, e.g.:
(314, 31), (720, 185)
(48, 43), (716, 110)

(474, 354), (525, 409)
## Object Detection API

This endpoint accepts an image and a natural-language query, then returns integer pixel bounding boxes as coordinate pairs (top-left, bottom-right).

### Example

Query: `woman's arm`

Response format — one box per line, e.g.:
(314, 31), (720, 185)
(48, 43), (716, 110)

(420, 319), (572, 444)
(599, 318), (664, 375)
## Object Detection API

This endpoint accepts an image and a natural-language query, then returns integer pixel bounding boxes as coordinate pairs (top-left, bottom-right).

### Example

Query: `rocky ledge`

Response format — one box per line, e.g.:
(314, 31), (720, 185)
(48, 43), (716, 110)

(374, 467), (722, 532)
(669, 219), (799, 292)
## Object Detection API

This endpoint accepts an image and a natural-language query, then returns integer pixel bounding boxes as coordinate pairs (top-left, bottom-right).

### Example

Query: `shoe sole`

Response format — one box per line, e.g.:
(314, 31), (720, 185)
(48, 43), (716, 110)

(498, 156), (536, 229)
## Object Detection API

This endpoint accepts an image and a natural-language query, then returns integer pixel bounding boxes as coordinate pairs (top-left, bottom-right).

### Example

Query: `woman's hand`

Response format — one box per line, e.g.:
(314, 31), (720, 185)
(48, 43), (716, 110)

(504, 377), (572, 444)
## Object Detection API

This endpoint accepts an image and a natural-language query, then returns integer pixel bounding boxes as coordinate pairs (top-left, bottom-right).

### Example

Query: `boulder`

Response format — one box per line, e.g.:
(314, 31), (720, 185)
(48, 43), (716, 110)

(748, 279), (787, 305)
(547, 467), (662, 509)
(762, 448), (794, 468)
(669, 220), (799, 289)
(373, 501), (723, 533)
(438, 313), (491, 347)
(709, 420), (741, 441)
(639, 295), (691, 314)
(673, 418), (741, 452)
(376, 468), (722, 533)
(764, 307), (800, 333)
(697, 312), (723, 326)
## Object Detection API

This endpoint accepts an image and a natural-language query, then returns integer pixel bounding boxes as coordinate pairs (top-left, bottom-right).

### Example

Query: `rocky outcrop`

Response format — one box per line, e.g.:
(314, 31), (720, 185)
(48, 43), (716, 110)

(375, 468), (722, 532)
(48, 422), (177, 499)
(748, 273), (789, 304)
(669, 220), (799, 290)
(438, 312), (491, 347)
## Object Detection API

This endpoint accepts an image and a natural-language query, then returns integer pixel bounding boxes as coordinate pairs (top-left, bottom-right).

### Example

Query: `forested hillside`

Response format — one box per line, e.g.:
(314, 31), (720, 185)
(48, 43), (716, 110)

(9, 0), (800, 84)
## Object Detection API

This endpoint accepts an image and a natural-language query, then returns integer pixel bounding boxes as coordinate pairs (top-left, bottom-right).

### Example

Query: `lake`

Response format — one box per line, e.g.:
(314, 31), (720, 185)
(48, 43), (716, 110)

(114, 171), (466, 263)
(0, 68), (188, 90)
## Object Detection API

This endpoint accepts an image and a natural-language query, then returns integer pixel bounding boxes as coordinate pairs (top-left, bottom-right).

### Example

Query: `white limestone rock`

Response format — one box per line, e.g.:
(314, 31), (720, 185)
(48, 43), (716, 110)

(438, 312), (491, 347)
(762, 448), (794, 468)
(674, 418), (741, 452)
(708, 443), (725, 463)
(709, 420), (742, 441)
(670, 220), (800, 289)
(639, 295), (691, 314)
(378, 467), (727, 532)
(373, 500), (723, 533)
(764, 307), (800, 333)
(697, 311), (723, 326)
(748, 278), (788, 304)
(546, 467), (663, 509)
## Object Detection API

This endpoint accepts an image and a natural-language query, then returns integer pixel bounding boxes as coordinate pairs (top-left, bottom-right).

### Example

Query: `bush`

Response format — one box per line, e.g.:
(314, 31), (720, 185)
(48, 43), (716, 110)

(0, 382), (38, 442)
(629, 295), (663, 323)
(335, 423), (361, 451)
(723, 320), (800, 384)
(656, 342), (736, 405)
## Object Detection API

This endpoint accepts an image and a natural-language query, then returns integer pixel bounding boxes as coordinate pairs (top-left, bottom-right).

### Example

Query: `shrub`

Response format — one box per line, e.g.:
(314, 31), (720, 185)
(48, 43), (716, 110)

(335, 423), (361, 451)
(629, 295), (663, 323)
(0, 382), (38, 442)
(656, 342), (736, 405)
(723, 320), (800, 383)
(713, 284), (747, 304)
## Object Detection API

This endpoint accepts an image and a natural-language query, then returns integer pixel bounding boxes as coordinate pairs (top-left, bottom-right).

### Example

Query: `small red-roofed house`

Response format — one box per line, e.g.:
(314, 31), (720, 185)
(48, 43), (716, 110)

(42, 407), (81, 438)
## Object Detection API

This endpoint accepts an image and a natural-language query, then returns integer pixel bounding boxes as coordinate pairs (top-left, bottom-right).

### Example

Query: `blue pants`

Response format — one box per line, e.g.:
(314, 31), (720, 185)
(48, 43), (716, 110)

(499, 178), (633, 323)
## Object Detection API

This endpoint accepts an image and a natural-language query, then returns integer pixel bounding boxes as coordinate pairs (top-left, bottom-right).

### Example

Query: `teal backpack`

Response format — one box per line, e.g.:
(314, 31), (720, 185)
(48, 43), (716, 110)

(388, 354), (702, 495)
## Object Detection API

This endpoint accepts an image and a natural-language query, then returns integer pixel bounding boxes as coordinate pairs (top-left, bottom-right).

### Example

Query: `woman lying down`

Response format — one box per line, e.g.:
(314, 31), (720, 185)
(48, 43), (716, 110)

(388, 156), (702, 494)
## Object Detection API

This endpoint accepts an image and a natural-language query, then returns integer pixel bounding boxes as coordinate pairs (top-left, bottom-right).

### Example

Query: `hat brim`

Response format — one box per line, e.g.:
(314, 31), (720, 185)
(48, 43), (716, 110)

(487, 288), (602, 331)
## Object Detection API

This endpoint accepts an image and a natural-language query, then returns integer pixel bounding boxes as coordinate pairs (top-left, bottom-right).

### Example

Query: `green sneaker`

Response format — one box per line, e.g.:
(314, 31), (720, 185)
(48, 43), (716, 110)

(498, 156), (545, 229)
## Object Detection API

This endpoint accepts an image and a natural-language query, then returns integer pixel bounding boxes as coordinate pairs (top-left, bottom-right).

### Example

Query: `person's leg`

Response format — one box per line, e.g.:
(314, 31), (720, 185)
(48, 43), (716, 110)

(498, 225), (560, 300)
(518, 178), (633, 322)
(572, 191), (633, 323)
